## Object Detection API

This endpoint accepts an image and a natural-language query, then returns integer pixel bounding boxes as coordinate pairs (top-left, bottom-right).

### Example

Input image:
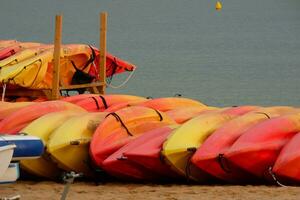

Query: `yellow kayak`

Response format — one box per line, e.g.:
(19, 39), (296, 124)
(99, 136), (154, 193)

(47, 112), (108, 177)
(0, 45), (51, 67)
(0, 49), (53, 88)
(20, 110), (86, 179)
(0, 44), (92, 89)
(162, 112), (235, 180)
(33, 44), (93, 89)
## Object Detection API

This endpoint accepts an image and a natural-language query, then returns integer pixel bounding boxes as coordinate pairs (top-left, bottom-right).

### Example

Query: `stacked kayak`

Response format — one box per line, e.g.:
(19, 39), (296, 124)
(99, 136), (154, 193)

(0, 40), (136, 92)
(0, 93), (300, 186)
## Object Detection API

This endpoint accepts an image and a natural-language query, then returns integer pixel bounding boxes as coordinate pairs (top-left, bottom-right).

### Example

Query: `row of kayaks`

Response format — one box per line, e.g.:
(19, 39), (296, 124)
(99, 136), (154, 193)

(0, 39), (136, 90)
(1, 94), (300, 185)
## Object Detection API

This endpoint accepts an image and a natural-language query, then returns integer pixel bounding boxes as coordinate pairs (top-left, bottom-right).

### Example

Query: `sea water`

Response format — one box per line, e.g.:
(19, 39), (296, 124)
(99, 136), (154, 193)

(0, 0), (299, 107)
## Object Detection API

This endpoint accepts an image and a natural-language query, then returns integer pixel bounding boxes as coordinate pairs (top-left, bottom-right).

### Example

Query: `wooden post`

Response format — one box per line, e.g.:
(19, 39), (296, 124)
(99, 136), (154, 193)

(99, 12), (107, 94)
(51, 15), (63, 100)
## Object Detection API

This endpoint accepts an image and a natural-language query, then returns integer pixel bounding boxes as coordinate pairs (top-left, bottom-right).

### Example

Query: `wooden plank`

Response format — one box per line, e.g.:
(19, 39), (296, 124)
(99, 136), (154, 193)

(60, 82), (105, 90)
(99, 12), (107, 94)
(51, 15), (63, 100)
(0, 89), (49, 98)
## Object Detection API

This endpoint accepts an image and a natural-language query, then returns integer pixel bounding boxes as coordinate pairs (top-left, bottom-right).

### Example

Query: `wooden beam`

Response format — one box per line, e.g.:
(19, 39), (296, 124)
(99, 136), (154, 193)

(0, 89), (49, 98)
(99, 12), (107, 94)
(51, 15), (63, 100)
(60, 82), (105, 90)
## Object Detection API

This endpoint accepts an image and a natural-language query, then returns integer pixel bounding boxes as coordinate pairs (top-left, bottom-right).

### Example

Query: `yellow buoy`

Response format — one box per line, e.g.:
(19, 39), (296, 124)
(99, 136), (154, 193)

(215, 1), (222, 10)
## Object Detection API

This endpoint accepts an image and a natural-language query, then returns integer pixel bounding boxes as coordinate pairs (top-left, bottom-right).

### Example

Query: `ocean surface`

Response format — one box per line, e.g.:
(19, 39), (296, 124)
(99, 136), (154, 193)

(0, 0), (300, 107)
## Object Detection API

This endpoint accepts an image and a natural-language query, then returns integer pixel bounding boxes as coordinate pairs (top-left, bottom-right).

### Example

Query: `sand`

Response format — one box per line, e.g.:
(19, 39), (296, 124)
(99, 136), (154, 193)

(1, 181), (300, 200)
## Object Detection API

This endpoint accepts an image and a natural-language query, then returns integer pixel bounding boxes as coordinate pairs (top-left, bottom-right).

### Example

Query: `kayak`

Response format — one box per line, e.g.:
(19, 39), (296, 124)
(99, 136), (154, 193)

(0, 101), (85, 134)
(273, 133), (300, 184)
(0, 45), (51, 68)
(191, 106), (297, 183)
(165, 106), (218, 124)
(90, 106), (175, 167)
(101, 125), (178, 181)
(47, 112), (107, 176)
(72, 94), (147, 112)
(137, 97), (206, 112)
(0, 41), (137, 90)
(225, 112), (300, 181)
(123, 125), (180, 180)
(20, 110), (85, 179)
(162, 112), (236, 181)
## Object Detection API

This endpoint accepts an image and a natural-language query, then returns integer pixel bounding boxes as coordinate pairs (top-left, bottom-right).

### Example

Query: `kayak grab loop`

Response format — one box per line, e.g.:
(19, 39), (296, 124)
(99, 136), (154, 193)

(99, 95), (108, 109)
(267, 166), (287, 187)
(217, 154), (232, 173)
(106, 112), (133, 136)
(154, 109), (163, 121)
(91, 97), (100, 110)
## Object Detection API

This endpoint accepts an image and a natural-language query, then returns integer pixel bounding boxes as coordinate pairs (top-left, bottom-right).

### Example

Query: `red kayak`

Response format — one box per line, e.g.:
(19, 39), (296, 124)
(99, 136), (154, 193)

(102, 126), (178, 181)
(136, 97), (206, 112)
(273, 133), (300, 184)
(67, 94), (146, 112)
(94, 50), (136, 77)
(90, 106), (175, 167)
(165, 107), (217, 124)
(0, 45), (21, 60)
(221, 105), (259, 116)
(225, 113), (300, 180)
(122, 126), (180, 180)
(192, 106), (297, 183)
(0, 101), (85, 134)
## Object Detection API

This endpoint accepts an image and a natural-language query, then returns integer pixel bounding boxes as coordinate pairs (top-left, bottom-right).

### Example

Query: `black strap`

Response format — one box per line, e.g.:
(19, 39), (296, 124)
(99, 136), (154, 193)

(106, 112), (133, 136)
(99, 95), (108, 109)
(71, 45), (96, 71)
(154, 109), (163, 121)
(91, 97), (100, 110)
(255, 112), (271, 119)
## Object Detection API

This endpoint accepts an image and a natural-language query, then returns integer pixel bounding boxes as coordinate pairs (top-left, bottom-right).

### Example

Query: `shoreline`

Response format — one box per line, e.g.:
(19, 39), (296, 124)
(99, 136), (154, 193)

(1, 181), (300, 200)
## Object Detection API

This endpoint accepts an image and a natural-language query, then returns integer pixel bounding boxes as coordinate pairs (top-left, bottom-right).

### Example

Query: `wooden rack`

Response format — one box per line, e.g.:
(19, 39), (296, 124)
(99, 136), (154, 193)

(1, 12), (108, 100)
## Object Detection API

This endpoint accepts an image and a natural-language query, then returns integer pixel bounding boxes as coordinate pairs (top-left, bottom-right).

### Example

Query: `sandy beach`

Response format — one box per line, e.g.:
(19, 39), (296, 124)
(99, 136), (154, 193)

(1, 181), (300, 200)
